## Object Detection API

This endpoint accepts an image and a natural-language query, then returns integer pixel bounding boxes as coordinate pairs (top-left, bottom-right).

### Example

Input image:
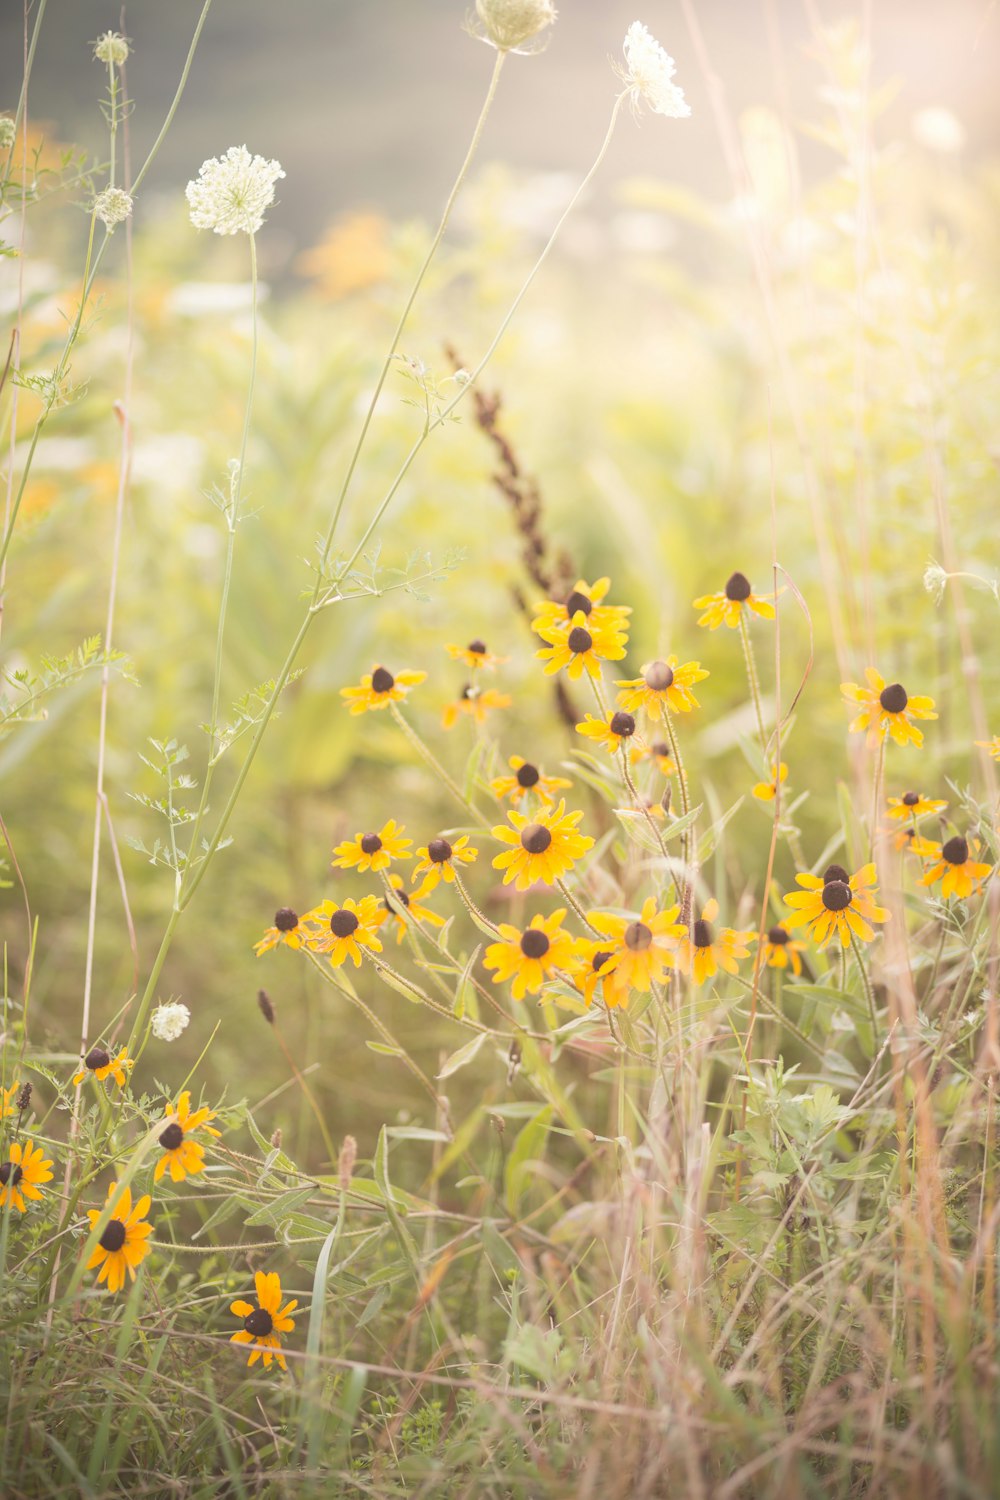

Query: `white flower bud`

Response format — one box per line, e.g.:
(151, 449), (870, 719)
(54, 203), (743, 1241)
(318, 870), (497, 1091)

(185, 145), (285, 236)
(0, 117), (15, 152)
(472, 0), (557, 53)
(94, 187), (133, 230)
(620, 22), (690, 119)
(151, 1002), (191, 1042)
(94, 31), (130, 66)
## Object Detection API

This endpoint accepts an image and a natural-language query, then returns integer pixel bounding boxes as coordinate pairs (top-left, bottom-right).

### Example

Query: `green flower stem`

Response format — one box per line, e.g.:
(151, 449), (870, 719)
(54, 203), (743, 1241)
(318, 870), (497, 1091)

(0, 0), (48, 186)
(390, 704), (488, 822)
(869, 733), (886, 861)
(555, 878), (601, 937)
(738, 611), (768, 754)
(453, 872), (501, 936)
(849, 927), (878, 1038)
(661, 710), (694, 907)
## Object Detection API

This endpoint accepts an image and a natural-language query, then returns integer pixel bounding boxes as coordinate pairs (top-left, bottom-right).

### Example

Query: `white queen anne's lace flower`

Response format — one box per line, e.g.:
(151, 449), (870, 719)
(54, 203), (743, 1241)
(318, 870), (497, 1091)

(620, 22), (690, 119)
(185, 146), (285, 236)
(94, 31), (130, 66)
(472, 0), (557, 53)
(151, 1002), (191, 1042)
(94, 187), (133, 229)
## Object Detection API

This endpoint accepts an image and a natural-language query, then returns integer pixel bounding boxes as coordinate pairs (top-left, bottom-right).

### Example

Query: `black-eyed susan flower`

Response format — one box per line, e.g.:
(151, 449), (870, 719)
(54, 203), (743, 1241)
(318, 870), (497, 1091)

(531, 576), (631, 637)
(441, 684), (512, 730)
(784, 863), (890, 949)
(483, 910), (576, 1001)
(304, 895), (384, 966)
(914, 834), (991, 900)
(575, 710), (643, 757)
(230, 1271), (297, 1370)
(753, 762), (788, 802)
(254, 907), (313, 956)
(377, 875), (445, 943)
(332, 819), (412, 874)
(615, 656), (709, 719)
(0, 1137), (53, 1214)
(412, 835), (478, 892)
(489, 755), (572, 807)
(841, 669), (937, 748)
(570, 941), (622, 1008)
(154, 1091), (221, 1185)
(761, 922), (807, 976)
(445, 639), (507, 671)
(693, 573), (775, 630)
(886, 791), (947, 822)
(535, 611), (628, 681)
(586, 897), (686, 996)
(893, 825), (919, 854)
(976, 735), (1000, 761)
(340, 664), (426, 716)
(72, 1045), (133, 1089)
(86, 1182), (152, 1292)
(492, 800), (594, 891)
(679, 899), (755, 985)
(630, 740), (676, 777)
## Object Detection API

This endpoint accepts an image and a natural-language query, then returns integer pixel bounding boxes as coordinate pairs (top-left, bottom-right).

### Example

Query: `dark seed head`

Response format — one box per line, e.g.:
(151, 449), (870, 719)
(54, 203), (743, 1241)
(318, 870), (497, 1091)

(360, 832), (383, 855)
(427, 838), (452, 864)
(516, 762), (540, 788)
(371, 666), (394, 694)
(693, 919), (713, 949)
(330, 909), (360, 938)
(767, 926), (790, 946)
(624, 921), (652, 952)
(565, 589), (592, 618)
(0, 1161), (23, 1188)
(567, 625), (593, 655)
(591, 949), (613, 973)
(652, 742), (671, 759)
(467, 639), (487, 655)
(84, 1046), (110, 1072)
(725, 571), (752, 602)
(644, 660), (675, 692)
(15, 1082), (31, 1113)
(821, 880), (853, 912)
(99, 1218), (126, 1253)
(609, 711), (636, 738)
(274, 907), (298, 932)
(879, 682), (908, 714)
(257, 990), (276, 1025)
(520, 929), (550, 959)
(823, 864), (850, 885)
(244, 1307), (274, 1339)
(159, 1122), (184, 1151)
(902, 791), (920, 807)
(942, 835), (969, 866)
(520, 823), (552, 855)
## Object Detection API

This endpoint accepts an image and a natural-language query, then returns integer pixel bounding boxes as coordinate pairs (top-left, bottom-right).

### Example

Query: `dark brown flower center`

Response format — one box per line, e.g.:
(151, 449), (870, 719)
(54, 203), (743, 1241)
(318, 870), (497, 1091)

(693, 919), (713, 949)
(460, 683), (474, 700)
(823, 864), (850, 885)
(942, 835), (969, 866)
(644, 661), (675, 692)
(652, 742), (671, 759)
(330, 909), (360, 938)
(821, 880), (853, 912)
(84, 1046), (111, 1072)
(609, 711), (636, 738)
(767, 926), (790, 945)
(360, 832), (383, 855)
(520, 824), (552, 855)
(591, 949), (613, 973)
(274, 907), (298, 932)
(427, 838), (452, 863)
(382, 888), (410, 913)
(879, 683), (908, 714)
(565, 590), (592, 618)
(902, 791), (920, 807)
(725, 572), (752, 602)
(624, 921), (652, 951)
(0, 1162), (23, 1187)
(520, 929), (550, 959)
(99, 1218), (126, 1252)
(371, 666), (394, 694)
(468, 639), (487, 655)
(516, 762), (540, 788)
(159, 1122), (184, 1151)
(567, 625), (593, 655)
(244, 1307), (274, 1338)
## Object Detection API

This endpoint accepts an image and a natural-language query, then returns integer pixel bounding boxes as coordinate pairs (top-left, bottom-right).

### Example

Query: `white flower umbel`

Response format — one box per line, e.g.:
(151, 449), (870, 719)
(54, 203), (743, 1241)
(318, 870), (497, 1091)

(185, 146), (285, 236)
(620, 22), (690, 119)
(473, 0), (557, 53)
(94, 187), (133, 230)
(0, 117), (15, 152)
(94, 31), (130, 66)
(151, 1002), (191, 1041)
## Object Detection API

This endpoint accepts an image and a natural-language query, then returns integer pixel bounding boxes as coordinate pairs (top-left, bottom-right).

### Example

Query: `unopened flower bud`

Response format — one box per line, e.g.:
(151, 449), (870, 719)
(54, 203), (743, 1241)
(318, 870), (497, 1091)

(257, 989), (276, 1025)
(0, 118), (15, 152)
(94, 31), (130, 66)
(472, 0), (557, 53)
(16, 1082), (32, 1113)
(270, 1128), (282, 1150)
(338, 1134), (357, 1192)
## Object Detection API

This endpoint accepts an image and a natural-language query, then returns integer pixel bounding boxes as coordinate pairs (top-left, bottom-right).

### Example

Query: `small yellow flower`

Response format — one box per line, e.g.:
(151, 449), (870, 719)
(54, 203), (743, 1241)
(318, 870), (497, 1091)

(761, 921), (807, 976)
(693, 572), (776, 630)
(72, 1045), (133, 1089)
(490, 755), (572, 806)
(914, 834), (991, 900)
(304, 895), (384, 967)
(340, 664), (426, 716)
(1, 1081), (23, 1118)
(893, 825), (919, 854)
(230, 1270), (297, 1370)
(976, 735), (1000, 761)
(753, 762), (788, 802)
(332, 819), (412, 874)
(784, 862), (890, 949)
(86, 1182), (152, 1292)
(492, 800), (594, 891)
(376, 874), (446, 942)
(678, 899), (755, 985)
(483, 910), (577, 1000)
(445, 638), (507, 671)
(629, 740), (676, 777)
(531, 577), (631, 637)
(570, 939), (623, 1008)
(0, 1137), (53, 1214)
(535, 611), (628, 681)
(441, 684), (512, 730)
(615, 656), (709, 718)
(412, 835), (478, 892)
(841, 669), (937, 748)
(254, 906), (314, 955)
(575, 710), (643, 757)
(154, 1091), (221, 1184)
(586, 896), (686, 998)
(886, 791), (947, 822)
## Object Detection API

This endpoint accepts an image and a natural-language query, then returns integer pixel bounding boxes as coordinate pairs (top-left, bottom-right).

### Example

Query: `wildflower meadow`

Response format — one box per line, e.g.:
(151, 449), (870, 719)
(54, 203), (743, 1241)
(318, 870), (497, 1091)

(2, 2), (1000, 1495)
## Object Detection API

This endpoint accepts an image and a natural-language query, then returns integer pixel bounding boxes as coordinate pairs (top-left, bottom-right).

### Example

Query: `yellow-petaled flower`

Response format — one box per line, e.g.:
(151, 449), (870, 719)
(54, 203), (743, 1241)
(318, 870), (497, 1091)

(753, 762), (788, 802)
(570, 939), (624, 1008)
(913, 834), (992, 900)
(303, 895), (384, 966)
(761, 921), (807, 976)
(230, 1271), (298, 1370)
(411, 835), (478, 892)
(0, 1137), (53, 1214)
(441, 684), (512, 730)
(678, 899), (756, 985)
(1, 1081), (22, 1118)
(693, 572), (776, 630)
(531, 576), (631, 637)
(615, 656), (709, 718)
(976, 735), (1000, 761)
(894, 826), (919, 854)
(340, 664), (426, 715)
(535, 611), (628, 681)
(483, 910), (576, 1001)
(445, 638), (508, 671)
(86, 1182), (152, 1292)
(492, 800), (594, 891)
(376, 874), (446, 943)
(154, 1091), (221, 1184)
(784, 862), (890, 949)
(332, 819), (412, 874)
(254, 906), (314, 955)
(841, 668), (937, 748)
(586, 896), (686, 997)
(72, 1045), (133, 1089)
(886, 791), (947, 821)
(490, 755), (572, 806)
(575, 710), (644, 757)
(629, 740), (676, 777)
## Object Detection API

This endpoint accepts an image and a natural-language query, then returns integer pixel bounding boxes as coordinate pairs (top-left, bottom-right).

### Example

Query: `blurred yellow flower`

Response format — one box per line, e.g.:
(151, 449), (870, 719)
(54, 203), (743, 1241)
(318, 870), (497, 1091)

(616, 656), (708, 718)
(914, 835), (991, 900)
(441, 685), (511, 730)
(341, 665), (426, 716)
(753, 762), (788, 801)
(296, 212), (391, 299)
(490, 755), (571, 806)
(841, 670), (937, 748)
